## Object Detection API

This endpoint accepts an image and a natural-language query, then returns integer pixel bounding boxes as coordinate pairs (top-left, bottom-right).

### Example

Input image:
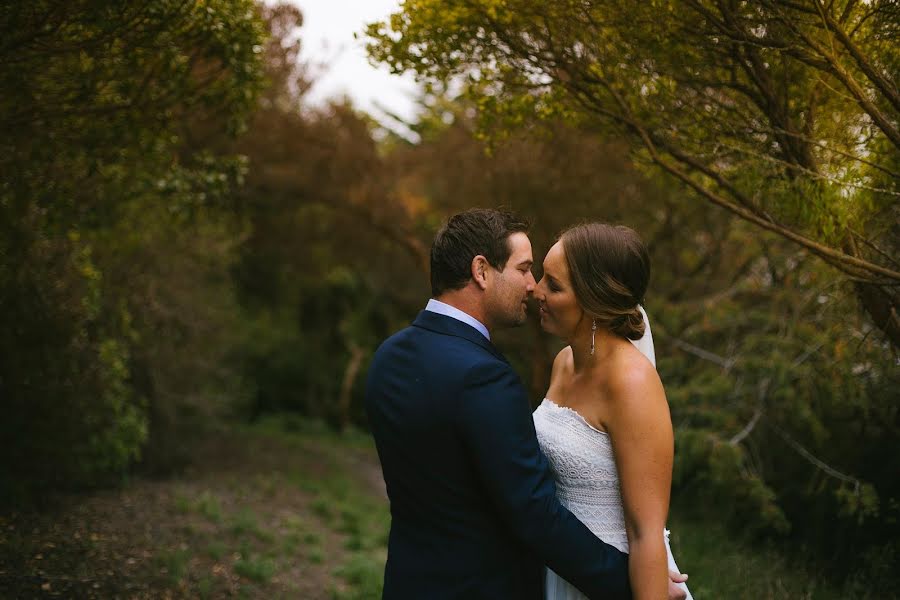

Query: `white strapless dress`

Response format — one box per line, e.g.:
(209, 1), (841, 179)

(534, 398), (692, 600)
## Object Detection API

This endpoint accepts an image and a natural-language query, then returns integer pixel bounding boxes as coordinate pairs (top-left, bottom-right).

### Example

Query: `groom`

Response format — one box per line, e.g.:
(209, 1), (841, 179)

(366, 209), (685, 599)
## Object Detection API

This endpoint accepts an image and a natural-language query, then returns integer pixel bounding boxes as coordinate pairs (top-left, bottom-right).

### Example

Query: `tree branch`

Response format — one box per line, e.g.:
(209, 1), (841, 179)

(770, 423), (862, 492)
(669, 336), (736, 370)
(729, 378), (769, 445)
(813, 0), (900, 114)
(570, 76), (900, 282)
(770, 3), (900, 149)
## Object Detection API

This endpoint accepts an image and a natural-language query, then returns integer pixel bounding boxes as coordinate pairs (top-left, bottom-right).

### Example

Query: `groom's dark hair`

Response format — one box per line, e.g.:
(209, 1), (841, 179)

(430, 208), (530, 297)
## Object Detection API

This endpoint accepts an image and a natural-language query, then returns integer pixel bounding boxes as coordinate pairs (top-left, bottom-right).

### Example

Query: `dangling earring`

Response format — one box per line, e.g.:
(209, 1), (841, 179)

(590, 319), (597, 355)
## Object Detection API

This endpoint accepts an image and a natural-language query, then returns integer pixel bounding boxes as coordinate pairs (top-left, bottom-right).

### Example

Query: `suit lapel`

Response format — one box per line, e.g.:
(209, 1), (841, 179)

(412, 310), (508, 363)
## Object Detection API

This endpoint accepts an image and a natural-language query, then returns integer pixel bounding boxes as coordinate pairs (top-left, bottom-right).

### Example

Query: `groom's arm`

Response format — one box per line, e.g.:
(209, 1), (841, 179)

(455, 360), (632, 600)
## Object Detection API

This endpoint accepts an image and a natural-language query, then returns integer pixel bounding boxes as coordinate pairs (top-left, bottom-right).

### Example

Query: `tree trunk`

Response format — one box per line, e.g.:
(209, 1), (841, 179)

(338, 343), (366, 431)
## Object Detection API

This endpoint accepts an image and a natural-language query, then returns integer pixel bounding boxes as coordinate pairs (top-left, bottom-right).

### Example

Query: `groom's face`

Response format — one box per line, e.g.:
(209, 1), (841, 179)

(484, 232), (536, 329)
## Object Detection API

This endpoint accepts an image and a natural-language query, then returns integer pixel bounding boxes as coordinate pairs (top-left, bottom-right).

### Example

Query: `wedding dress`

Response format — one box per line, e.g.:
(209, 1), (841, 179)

(533, 307), (692, 599)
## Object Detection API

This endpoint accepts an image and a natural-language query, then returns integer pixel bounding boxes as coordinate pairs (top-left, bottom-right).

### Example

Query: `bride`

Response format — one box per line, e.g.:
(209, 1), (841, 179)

(533, 223), (692, 600)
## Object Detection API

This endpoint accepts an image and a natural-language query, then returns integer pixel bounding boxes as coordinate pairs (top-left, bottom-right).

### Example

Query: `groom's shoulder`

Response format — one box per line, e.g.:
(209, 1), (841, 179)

(372, 323), (418, 354)
(375, 322), (504, 368)
(378, 322), (487, 353)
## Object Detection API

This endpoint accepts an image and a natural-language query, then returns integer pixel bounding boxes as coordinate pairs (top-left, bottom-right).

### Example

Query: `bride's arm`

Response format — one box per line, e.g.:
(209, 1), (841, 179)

(605, 361), (674, 600)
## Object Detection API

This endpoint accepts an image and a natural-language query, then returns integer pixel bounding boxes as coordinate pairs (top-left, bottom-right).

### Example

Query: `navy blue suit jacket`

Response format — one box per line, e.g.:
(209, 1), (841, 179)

(365, 310), (631, 599)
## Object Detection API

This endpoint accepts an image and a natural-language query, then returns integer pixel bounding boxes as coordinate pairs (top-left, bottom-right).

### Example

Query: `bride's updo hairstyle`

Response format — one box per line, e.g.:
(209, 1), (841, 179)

(559, 223), (649, 341)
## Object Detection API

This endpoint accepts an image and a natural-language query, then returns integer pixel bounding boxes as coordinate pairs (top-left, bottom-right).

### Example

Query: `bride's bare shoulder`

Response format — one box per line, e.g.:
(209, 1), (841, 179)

(605, 346), (665, 403)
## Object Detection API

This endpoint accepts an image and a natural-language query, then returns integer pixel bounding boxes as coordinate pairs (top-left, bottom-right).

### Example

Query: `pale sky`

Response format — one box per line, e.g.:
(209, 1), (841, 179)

(288, 0), (422, 132)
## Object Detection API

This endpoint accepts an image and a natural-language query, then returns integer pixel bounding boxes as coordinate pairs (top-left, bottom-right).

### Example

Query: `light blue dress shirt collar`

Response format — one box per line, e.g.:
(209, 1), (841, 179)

(425, 299), (491, 341)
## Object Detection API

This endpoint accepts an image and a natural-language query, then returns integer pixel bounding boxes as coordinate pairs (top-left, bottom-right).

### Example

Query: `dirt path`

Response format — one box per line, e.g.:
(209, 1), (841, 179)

(0, 423), (388, 599)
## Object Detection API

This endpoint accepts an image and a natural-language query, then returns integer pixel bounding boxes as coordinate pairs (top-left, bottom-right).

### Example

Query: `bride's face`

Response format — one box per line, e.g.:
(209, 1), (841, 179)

(536, 241), (585, 340)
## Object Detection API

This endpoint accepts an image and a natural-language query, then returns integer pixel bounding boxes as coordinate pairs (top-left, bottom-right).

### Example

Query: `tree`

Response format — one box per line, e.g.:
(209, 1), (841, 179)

(222, 4), (430, 427)
(0, 0), (266, 495)
(367, 0), (900, 347)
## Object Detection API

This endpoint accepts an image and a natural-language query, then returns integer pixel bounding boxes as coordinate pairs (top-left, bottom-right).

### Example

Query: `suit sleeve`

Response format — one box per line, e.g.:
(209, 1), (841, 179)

(454, 360), (632, 600)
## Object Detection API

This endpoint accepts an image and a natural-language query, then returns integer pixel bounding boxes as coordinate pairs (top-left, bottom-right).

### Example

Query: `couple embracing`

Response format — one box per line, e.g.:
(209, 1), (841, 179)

(366, 209), (692, 600)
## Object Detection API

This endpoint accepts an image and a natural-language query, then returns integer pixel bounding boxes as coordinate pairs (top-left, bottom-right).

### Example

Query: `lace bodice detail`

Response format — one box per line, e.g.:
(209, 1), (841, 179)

(533, 398), (629, 553)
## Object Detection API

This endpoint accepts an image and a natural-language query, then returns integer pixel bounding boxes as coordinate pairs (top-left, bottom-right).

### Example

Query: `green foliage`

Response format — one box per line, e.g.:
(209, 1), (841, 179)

(0, 0), (266, 498)
(206, 541), (227, 561)
(674, 430), (790, 535)
(0, 230), (146, 494)
(156, 547), (192, 587)
(231, 88), (428, 427)
(234, 555), (276, 583)
(654, 231), (899, 576)
(332, 553), (384, 599)
(367, 0), (900, 344)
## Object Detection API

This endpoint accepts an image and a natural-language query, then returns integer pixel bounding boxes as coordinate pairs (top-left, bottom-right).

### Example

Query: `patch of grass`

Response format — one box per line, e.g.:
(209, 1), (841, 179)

(308, 548), (325, 564)
(173, 489), (224, 522)
(229, 507), (275, 543)
(375, 522), (390, 547)
(333, 495), (390, 553)
(234, 555), (276, 583)
(179, 522), (197, 536)
(197, 575), (214, 599)
(206, 541), (226, 561)
(237, 540), (252, 560)
(283, 514), (306, 530)
(343, 534), (364, 551)
(196, 492), (223, 524)
(155, 547), (191, 586)
(303, 531), (321, 546)
(230, 508), (259, 537)
(293, 478), (320, 494)
(310, 497), (333, 520)
(282, 533), (300, 554)
(256, 528), (275, 544)
(320, 477), (354, 501)
(174, 494), (192, 514)
(332, 552), (383, 599)
(256, 474), (279, 498)
(336, 505), (363, 536)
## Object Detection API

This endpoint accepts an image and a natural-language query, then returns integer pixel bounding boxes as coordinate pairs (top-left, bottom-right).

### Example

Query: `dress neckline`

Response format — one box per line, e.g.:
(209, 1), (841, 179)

(541, 398), (609, 436)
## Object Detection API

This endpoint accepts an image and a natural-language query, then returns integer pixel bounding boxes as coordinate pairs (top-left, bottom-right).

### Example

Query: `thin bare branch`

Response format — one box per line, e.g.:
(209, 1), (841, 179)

(730, 378), (769, 445)
(669, 336), (736, 370)
(770, 423), (862, 492)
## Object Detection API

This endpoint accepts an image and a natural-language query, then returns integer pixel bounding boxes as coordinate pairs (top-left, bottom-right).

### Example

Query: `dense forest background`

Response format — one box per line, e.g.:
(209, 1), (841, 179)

(1, 1), (897, 595)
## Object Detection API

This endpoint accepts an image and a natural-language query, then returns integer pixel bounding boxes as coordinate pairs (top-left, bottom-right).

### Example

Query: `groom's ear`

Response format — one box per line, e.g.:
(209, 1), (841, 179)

(471, 255), (490, 290)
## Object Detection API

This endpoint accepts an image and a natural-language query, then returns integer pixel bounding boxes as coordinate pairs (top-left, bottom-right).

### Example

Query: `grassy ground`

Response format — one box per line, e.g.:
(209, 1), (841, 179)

(0, 416), (875, 599)
(0, 417), (388, 599)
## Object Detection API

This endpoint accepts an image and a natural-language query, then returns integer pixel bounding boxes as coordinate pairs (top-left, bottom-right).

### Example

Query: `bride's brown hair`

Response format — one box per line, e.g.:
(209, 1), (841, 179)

(559, 223), (649, 340)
